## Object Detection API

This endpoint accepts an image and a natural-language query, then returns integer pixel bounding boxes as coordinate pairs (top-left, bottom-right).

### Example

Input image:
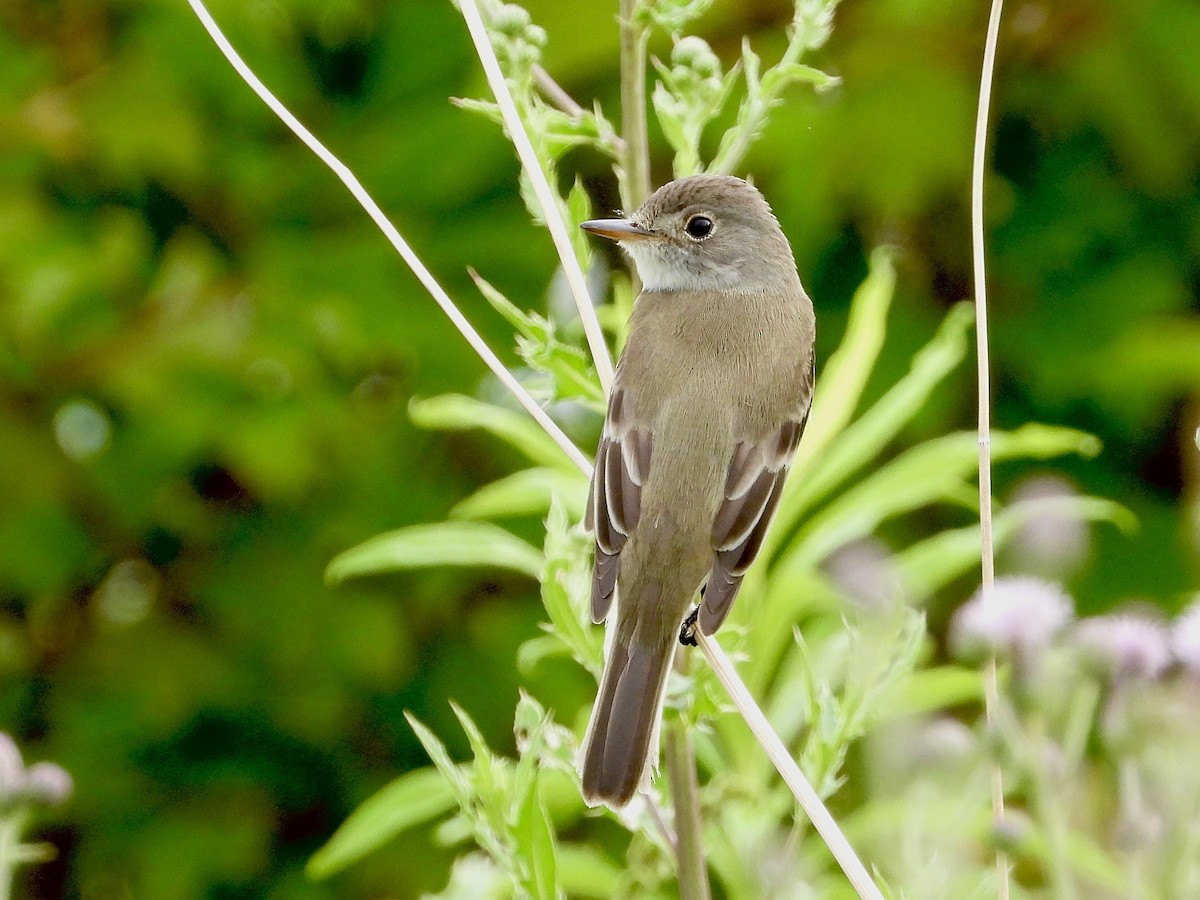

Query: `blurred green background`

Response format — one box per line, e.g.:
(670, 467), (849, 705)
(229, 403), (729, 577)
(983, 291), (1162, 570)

(0, 0), (1197, 896)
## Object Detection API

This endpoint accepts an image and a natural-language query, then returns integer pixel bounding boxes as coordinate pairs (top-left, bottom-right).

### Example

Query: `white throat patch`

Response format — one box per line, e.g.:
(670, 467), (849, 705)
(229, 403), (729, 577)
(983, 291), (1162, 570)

(625, 244), (741, 293)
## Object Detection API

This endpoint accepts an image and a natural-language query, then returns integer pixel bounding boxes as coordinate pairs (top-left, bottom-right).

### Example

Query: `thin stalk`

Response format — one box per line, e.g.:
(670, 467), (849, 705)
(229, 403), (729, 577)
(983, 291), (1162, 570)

(1119, 758), (1147, 900)
(1061, 679), (1100, 776)
(665, 654), (712, 900)
(694, 629), (884, 900)
(186, 0), (591, 476)
(533, 64), (586, 117)
(1025, 712), (1078, 900)
(642, 792), (679, 850)
(0, 813), (25, 900)
(971, 0), (1009, 895)
(618, 0), (651, 212)
(459, 0), (614, 394)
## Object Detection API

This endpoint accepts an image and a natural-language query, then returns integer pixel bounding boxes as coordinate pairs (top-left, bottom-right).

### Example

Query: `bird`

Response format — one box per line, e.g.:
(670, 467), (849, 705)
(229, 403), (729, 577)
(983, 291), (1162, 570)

(578, 174), (816, 807)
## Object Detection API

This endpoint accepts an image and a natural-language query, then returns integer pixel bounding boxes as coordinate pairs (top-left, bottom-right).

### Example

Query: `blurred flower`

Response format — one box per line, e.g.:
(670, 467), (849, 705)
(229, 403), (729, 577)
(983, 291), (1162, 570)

(22, 763), (73, 807)
(0, 733), (73, 812)
(1006, 475), (1090, 579)
(950, 576), (1074, 664)
(824, 537), (900, 610)
(1074, 614), (1171, 682)
(0, 735), (24, 802)
(1171, 596), (1200, 676)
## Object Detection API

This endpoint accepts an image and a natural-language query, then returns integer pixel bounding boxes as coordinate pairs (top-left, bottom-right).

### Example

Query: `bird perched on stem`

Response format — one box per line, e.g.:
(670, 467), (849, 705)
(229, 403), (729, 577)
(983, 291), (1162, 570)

(578, 174), (816, 807)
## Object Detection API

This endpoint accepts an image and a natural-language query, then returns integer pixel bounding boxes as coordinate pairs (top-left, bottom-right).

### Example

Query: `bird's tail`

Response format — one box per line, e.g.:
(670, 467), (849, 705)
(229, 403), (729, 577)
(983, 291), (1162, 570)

(579, 622), (677, 807)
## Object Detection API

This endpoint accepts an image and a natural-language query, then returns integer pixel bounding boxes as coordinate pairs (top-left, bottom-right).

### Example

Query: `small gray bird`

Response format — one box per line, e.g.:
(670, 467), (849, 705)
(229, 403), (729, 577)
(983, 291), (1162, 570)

(579, 174), (816, 807)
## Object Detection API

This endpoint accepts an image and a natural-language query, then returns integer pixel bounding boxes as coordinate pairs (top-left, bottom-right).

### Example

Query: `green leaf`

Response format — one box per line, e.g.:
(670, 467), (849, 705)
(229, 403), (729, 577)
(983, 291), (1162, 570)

(785, 248), (896, 493)
(556, 844), (622, 897)
(540, 499), (603, 676)
(566, 177), (593, 272)
(409, 394), (580, 473)
(882, 666), (983, 720)
(742, 568), (841, 694)
(469, 268), (544, 341)
(405, 713), (473, 807)
(466, 272), (604, 405)
(326, 521), (543, 584)
(306, 768), (455, 879)
(764, 62), (840, 93)
(515, 776), (559, 900)
(776, 302), (973, 538)
(777, 424), (1101, 575)
(451, 467), (588, 521)
(895, 494), (1135, 603)
(517, 633), (570, 676)
(450, 702), (507, 815)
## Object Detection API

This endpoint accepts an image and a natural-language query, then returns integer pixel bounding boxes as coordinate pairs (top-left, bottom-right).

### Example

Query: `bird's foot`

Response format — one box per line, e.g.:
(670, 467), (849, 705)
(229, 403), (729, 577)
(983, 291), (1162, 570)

(679, 607), (700, 647)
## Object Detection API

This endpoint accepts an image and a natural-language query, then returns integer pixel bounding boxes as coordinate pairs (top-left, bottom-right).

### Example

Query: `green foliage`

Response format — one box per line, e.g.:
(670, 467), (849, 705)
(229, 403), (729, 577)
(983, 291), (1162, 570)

(1, 0), (1198, 897)
(306, 767), (455, 880)
(318, 241), (1133, 896)
(326, 521), (545, 583)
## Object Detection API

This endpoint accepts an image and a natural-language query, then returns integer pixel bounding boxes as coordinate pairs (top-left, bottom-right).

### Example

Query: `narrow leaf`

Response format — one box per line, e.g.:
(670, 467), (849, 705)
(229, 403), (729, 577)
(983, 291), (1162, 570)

(515, 777), (559, 900)
(895, 494), (1133, 603)
(451, 468), (588, 521)
(326, 521), (543, 584)
(794, 248), (896, 472)
(556, 845), (622, 897)
(778, 302), (973, 534)
(777, 424), (1100, 575)
(409, 394), (579, 473)
(405, 713), (472, 806)
(306, 768), (454, 879)
(882, 666), (983, 720)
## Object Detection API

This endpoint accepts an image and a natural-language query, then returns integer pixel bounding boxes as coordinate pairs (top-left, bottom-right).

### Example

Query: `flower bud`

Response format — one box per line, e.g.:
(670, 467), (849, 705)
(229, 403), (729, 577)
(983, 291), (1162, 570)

(672, 36), (720, 80)
(490, 3), (532, 37)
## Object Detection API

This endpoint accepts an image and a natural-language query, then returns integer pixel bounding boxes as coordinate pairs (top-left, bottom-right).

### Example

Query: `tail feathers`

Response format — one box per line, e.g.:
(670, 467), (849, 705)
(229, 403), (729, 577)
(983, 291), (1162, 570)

(580, 633), (676, 807)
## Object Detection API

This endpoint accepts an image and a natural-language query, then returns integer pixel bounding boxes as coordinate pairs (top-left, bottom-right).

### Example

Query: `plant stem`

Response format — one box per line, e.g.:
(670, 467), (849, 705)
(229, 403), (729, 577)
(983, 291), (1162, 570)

(694, 629), (884, 900)
(970, 0), (1009, 894)
(0, 814), (23, 900)
(533, 64), (586, 117)
(665, 674), (711, 900)
(1119, 758), (1147, 900)
(1025, 711), (1078, 900)
(618, 0), (651, 212)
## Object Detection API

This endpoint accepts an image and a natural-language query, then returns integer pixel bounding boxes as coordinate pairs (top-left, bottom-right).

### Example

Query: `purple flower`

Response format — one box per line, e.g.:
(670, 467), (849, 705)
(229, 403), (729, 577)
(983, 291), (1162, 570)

(951, 577), (1074, 662)
(1074, 614), (1171, 682)
(1171, 597), (1200, 676)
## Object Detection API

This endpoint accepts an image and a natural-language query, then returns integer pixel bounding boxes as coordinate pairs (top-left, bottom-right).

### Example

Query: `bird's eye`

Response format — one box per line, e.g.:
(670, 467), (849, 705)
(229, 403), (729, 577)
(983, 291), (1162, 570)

(685, 215), (714, 239)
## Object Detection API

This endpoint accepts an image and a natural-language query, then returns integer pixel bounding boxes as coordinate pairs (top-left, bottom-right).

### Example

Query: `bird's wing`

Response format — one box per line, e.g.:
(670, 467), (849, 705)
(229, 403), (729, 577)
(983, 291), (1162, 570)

(700, 353), (814, 635)
(584, 387), (652, 623)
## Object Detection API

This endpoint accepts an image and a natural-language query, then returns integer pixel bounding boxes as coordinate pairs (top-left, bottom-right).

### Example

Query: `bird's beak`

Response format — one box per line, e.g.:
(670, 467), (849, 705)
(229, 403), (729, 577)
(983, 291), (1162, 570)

(580, 218), (660, 242)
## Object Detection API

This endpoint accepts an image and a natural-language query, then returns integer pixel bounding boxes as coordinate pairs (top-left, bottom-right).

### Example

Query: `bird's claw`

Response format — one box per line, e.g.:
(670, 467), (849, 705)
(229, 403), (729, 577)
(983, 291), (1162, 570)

(679, 607), (700, 646)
